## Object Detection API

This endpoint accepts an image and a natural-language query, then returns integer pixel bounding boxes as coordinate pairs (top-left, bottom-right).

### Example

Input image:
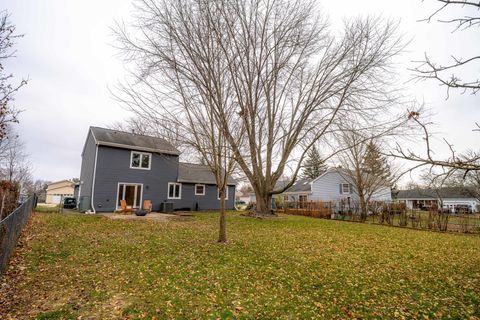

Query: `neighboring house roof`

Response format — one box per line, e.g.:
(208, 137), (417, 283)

(273, 180), (291, 192)
(397, 187), (477, 199)
(46, 180), (74, 191)
(177, 162), (236, 185)
(284, 178), (312, 193)
(90, 127), (180, 155)
(311, 167), (342, 184)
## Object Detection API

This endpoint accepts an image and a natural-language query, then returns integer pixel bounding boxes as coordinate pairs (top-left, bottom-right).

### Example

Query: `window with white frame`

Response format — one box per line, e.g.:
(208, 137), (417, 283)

(217, 186), (229, 200)
(341, 183), (350, 194)
(299, 195), (308, 202)
(130, 151), (151, 170)
(168, 182), (181, 199)
(195, 184), (205, 196)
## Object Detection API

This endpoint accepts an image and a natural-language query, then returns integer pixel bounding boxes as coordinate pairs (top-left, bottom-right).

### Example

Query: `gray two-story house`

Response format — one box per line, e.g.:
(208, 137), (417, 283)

(78, 127), (236, 213)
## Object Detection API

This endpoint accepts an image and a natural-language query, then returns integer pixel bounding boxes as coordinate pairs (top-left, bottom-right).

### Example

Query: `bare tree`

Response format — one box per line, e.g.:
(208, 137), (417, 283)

(0, 11), (27, 142)
(337, 130), (396, 220)
(114, 0), (243, 242)
(392, 113), (480, 173)
(392, 1), (480, 183)
(412, 0), (480, 97)
(0, 131), (32, 187)
(114, 0), (404, 216)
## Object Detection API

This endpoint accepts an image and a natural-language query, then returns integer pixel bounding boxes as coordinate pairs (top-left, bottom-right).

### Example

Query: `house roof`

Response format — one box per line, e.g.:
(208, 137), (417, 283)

(46, 180), (75, 191)
(177, 162), (236, 185)
(396, 187), (476, 199)
(90, 127), (180, 155)
(284, 178), (312, 193)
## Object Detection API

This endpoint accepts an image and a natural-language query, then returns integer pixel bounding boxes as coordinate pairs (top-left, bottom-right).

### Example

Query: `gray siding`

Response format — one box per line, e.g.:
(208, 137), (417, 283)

(311, 170), (391, 202)
(311, 171), (359, 202)
(93, 145), (178, 212)
(167, 184), (235, 211)
(91, 145), (235, 212)
(78, 130), (96, 211)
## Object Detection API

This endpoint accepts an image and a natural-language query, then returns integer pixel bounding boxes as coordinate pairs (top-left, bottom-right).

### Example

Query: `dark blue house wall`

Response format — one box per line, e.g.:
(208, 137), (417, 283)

(92, 145), (235, 212)
(168, 184), (235, 211)
(93, 145), (179, 212)
(78, 131), (96, 211)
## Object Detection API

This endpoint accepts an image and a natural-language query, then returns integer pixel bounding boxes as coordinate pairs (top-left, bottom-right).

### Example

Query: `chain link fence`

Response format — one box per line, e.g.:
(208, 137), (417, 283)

(0, 194), (37, 275)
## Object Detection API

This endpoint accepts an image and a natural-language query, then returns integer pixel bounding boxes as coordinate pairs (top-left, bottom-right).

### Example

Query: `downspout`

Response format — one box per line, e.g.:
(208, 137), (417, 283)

(90, 144), (99, 214)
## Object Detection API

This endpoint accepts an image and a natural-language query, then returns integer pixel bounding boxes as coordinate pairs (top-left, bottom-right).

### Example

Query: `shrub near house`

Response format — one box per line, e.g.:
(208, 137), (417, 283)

(78, 127), (236, 212)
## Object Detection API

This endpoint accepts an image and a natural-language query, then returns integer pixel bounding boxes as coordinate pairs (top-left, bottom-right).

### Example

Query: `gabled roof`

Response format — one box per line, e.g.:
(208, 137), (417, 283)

(90, 127), (180, 155)
(284, 178), (312, 193)
(177, 162), (236, 185)
(311, 167), (347, 184)
(397, 187), (477, 200)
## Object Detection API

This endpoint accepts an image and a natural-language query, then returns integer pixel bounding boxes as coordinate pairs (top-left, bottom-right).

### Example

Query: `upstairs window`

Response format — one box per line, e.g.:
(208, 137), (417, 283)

(130, 151), (151, 170)
(195, 184), (205, 196)
(341, 183), (350, 194)
(168, 182), (181, 199)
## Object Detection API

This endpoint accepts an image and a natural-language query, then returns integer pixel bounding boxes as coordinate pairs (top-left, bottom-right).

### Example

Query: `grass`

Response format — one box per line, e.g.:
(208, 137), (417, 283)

(34, 205), (62, 213)
(2, 211), (480, 319)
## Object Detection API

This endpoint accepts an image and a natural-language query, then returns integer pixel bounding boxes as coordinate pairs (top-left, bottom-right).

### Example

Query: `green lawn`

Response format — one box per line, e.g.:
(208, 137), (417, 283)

(2, 212), (480, 319)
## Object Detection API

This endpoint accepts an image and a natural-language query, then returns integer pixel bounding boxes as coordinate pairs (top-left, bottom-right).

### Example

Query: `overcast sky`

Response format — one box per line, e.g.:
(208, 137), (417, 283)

(2, 0), (479, 185)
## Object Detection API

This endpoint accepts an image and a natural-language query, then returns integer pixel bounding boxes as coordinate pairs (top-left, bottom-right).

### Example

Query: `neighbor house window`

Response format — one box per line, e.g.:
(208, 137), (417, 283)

(341, 183), (350, 194)
(217, 186), (229, 200)
(299, 195), (308, 202)
(195, 184), (205, 196)
(168, 182), (181, 199)
(130, 151), (151, 170)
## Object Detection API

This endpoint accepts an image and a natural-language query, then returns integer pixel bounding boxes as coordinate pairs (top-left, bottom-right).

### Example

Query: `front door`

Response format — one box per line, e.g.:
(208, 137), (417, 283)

(117, 183), (142, 209)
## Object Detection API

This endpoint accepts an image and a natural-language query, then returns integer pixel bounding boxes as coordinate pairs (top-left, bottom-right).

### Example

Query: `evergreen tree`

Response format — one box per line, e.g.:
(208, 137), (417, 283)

(361, 141), (392, 183)
(302, 145), (327, 180)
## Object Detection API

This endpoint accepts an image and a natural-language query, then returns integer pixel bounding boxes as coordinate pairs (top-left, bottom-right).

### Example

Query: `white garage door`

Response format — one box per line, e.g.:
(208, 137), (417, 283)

(51, 195), (62, 204)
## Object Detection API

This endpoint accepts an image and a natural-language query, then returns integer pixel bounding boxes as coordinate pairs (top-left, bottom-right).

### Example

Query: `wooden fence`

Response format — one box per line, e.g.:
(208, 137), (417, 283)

(281, 201), (333, 218)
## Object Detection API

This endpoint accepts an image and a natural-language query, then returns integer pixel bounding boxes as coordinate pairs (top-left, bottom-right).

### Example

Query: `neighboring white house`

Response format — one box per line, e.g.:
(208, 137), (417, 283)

(46, 180), (75, 204)
(235, 190), (251, 203)
(396, 188), (480, 213)
(281, 167), (392, 203)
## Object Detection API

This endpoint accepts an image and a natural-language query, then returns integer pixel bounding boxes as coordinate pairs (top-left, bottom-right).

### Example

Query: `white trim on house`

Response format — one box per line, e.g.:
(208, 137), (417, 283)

(81, 127), (98, 157)
(217, 186), (229, 200)
(195, 184), (205, 196)
(129, 151), (152, 170)
(90, 144), (99, 213)
(115, 182), (144, 210)
(168, 182), (182, 199)
(99, 141), (180, 156)
(341, 183), (350, 195)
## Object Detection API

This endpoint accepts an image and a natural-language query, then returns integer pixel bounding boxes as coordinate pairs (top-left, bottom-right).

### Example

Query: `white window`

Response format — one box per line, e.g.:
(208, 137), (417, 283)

(299, 195), (308, 202)
(195, 184), (205, 196)
(168, 182), (181, 199)
(341, 183), (350, 194)
(130, 151), (151, 170)
(217, 186), (229, 200)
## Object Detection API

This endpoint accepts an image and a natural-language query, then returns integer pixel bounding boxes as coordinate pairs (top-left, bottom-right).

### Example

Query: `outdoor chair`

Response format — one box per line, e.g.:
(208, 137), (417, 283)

(120, 200), (136, 214)
(143, 200), (152, 213)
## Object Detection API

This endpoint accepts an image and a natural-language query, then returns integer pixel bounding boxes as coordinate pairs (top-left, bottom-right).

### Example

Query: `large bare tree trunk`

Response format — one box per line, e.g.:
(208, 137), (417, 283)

(255, 191), (272, 216)
(218, 187), (227, 243)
